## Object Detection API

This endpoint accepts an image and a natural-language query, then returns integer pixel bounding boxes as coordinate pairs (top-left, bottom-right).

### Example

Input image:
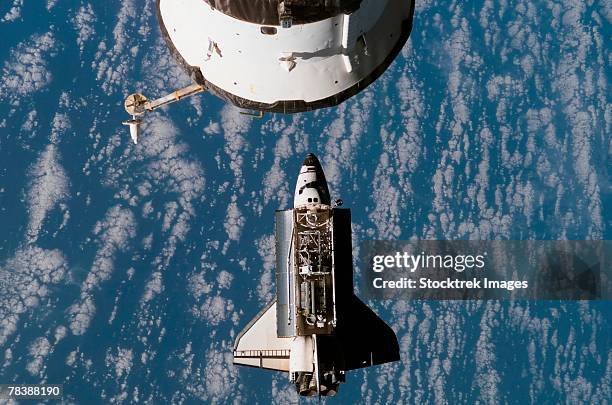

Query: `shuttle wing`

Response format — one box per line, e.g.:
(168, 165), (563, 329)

(233, 300), (292, 372)
(329, 208), (400, 370)
(336, 295), (400, 371)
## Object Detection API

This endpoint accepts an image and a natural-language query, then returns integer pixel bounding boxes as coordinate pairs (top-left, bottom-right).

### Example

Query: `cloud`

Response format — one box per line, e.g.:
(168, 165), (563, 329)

(141, 271), (164, 303)
(368, 138), (403, 239)
(139, 36), (191, 93)
(137, 117), (205, 217)
(128, 117), (206, 268)
(255, 234), (275, 303)
(67, 205), (136, 335)
(329, 91), (375, 186)
(0, 247), (67, 346)
(73, 3), (96, 53)
(271, 376), (299, 404)
(473, 302), (501, 403)
(200, 343), (240, 403)
(260, 119), (302, 209)
(188, 271), (213, 299)
(0, 32), (57, 103)
(54, 325), (67, 343)
(224, 200), (245, 242)
(26, 337), (51, 376)
(220, 105), (251, 186)
(173, 341), (241, 403)
(91, 0), (156, 95)
(67, 295), (95, 336)
(21, 109), (38, 132)
(1, 0), (22, 22)
(106, 347), (134, 379)
(26, 143), (69, 243)
(216, 271), (233, 289)
(192, 296), (235, 326)
(92, 39), (124, 95)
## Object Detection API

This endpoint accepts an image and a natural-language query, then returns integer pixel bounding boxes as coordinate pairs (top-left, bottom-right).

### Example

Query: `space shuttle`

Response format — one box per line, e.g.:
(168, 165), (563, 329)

(123, 0), (415, 142)
(233, 154), (399, 396)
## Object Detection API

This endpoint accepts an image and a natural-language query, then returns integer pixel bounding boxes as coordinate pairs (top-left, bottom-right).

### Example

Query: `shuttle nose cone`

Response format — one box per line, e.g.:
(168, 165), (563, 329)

(294, 153), (331, 207)
(302, 153), (321, 168)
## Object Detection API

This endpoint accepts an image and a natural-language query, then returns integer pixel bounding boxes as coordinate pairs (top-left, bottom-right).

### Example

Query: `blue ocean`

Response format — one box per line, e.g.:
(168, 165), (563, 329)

(0, 0), (609, 403)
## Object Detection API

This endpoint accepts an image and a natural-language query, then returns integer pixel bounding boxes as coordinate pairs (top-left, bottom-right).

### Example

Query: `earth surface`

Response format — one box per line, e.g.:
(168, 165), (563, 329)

(0, 0), (610, 403)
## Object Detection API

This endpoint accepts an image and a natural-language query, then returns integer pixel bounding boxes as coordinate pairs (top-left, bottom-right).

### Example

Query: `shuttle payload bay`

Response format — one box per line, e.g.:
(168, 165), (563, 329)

(233, 154), (399, 396)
